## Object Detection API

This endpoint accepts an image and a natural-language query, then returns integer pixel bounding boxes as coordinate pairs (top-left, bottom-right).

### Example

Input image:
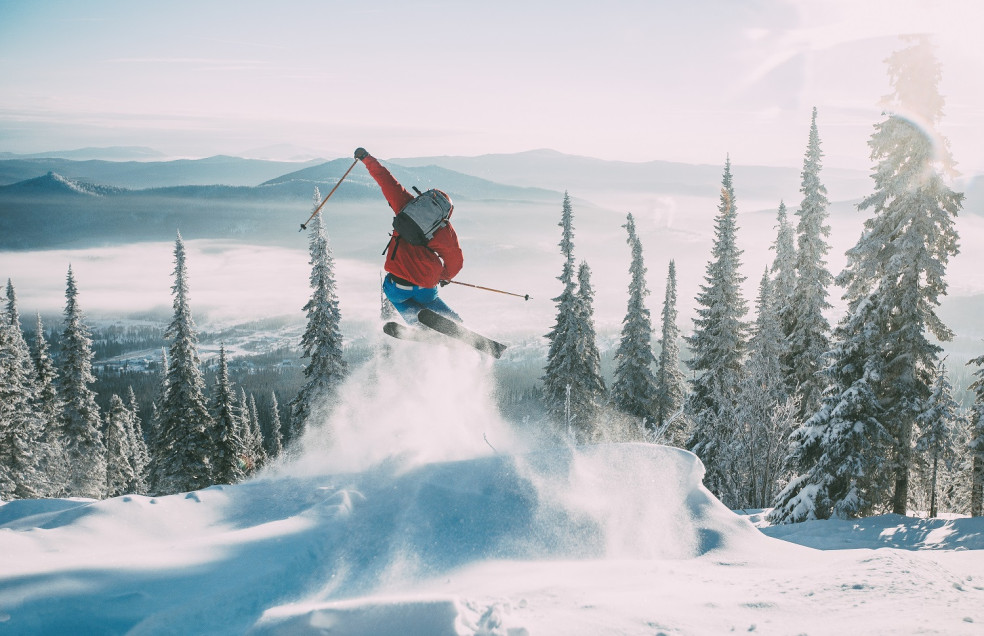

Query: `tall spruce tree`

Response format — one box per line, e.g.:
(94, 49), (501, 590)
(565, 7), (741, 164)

(770, 201), (798, 387)
(967, 352), (984, 516)
(543, 192), (584, 433)
(237, 387), (264, 475)
(290, 198), (347, 446)
(788, 108), (833, 419)
(567, 260), (607, 441)
(31, 312), (67, 496)
(776, 36), (963, 521)
(149, 234), (216, 494)
(654, 260), (687, 445)
(267, 391), (284, 459)
(30, 313), (60, 424)
(57, 268), (107, 498)
(104, 393), (138, 498)
(771, 292), (893, 522)
(915, 363), (959, 517)
(685, 160), (749, 503)
(0, 283), (44, 499)
(125, 387), (149, 494)
(210, 345), (247, 485)
(247, 393), (266, 470)
(734, 269), (796, 508)
(147, 347), (168, 471)
(853, 36), (960, 514)
(611, 213), (658, 431)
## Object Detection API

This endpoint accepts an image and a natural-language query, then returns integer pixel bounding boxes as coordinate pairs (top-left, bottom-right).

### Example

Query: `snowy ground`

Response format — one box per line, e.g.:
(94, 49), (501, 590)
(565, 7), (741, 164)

(2, 341), (983, 635)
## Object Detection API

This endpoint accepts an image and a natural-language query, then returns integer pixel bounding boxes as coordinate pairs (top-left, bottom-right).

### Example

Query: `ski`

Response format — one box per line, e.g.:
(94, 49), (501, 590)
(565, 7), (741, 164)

(416, 308), (507, 359)
(382, 321), (435, 343)
(382, 313), (507, 359)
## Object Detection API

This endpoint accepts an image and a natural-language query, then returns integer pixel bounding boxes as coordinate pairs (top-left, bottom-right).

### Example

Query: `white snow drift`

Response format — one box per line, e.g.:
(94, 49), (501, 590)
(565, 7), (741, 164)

(1, 342), (982, 635)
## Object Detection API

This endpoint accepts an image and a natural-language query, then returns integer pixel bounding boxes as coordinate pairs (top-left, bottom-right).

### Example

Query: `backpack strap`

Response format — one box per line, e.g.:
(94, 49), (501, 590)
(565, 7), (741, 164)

(382, 233), (400, 259)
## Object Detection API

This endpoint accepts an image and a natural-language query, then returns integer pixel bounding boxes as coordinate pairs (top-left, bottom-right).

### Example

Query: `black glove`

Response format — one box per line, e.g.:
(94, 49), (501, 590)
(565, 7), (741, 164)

(439, 279), (450, 287)
(354, 147), (369, 161)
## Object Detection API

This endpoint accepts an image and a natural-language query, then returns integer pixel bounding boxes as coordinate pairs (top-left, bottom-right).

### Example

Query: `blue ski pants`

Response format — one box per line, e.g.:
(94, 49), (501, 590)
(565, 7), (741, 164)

(383, 274), (462, 325)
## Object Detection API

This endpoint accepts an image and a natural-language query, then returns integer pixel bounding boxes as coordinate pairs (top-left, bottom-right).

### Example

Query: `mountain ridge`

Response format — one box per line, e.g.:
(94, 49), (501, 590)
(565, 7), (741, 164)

(0, 146), (167, 161)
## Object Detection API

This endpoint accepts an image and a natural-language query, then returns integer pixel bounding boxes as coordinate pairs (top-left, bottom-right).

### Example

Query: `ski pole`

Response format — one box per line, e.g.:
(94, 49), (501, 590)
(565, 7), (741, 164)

(299, 158), (359, 231)
(448, 280), (530, 301)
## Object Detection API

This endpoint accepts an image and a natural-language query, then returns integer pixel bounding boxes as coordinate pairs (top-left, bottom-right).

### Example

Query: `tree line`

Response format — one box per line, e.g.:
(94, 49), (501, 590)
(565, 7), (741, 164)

(539, 36), (982, 521)
(0, 188), (345, 499)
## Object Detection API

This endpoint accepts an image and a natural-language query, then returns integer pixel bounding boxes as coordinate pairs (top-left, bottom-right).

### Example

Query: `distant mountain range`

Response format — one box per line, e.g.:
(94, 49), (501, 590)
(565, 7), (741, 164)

(388, 149), (878, 202)
(0, 157), (563, 250)
(0, 146), (168, 161)
(1, 150), (980, 251)
(0, 155), (327, 189)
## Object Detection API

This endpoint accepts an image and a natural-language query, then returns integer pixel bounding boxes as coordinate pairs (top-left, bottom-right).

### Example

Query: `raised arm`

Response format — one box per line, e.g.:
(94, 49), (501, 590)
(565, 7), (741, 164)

(357, 149), (414, 213)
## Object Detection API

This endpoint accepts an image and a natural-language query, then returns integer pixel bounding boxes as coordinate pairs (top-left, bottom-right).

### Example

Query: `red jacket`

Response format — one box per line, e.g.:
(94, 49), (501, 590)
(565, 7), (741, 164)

(363, 155), (463, 288)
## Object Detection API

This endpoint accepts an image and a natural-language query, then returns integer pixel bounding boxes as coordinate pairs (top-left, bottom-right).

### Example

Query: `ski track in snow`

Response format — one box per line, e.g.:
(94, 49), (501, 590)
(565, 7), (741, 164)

(1, 343), (983, 635)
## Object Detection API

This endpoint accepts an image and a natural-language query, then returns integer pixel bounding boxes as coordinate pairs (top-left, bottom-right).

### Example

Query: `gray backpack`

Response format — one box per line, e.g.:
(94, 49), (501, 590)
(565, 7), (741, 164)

(392, 189), (453, 246)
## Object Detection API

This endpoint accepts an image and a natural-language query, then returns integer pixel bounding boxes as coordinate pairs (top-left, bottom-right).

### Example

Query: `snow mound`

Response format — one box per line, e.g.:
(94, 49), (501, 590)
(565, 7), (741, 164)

(756, 512), (984, 551)
(0, 346), (784, 634)
(0, 443), (768, 634)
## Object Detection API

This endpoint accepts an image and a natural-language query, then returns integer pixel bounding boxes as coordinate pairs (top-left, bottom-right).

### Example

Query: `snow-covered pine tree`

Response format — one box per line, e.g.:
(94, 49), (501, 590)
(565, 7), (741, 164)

(933, 412), (971, 516)
(210, 345), (247, 485)
(31, 312), (68, 496)
(104, 393), (137, 498)
(770, 293), (894, 523)
(849, 35), (961, 515)
(5, 279), (26, 338)
(611, 213), (658, 433)
(248, 393), (266, 470)
(57, 267), (107, 498)
(149, 233), (216, 495)
(734, 269), (797, 508)
(237, 387), (253, 473)
(656, 260), (687, 446)
(0, 283), (44, 499)
(770, 201), (797, 389)
(915, 363), (959, 517)
(778, 38), (964, 522)
(235, 387), (264, 474)
(290, 194), (347, 446)
(654, 260), (687, 446)
(686, 160), (749, 503)
(30, 313), (61, 423)
(967, 352), (984, 516)
(146, 347), (168, 472)
(267, 391), (284, 459)
(543, 192), (585, 436)
(125, 387), (149, 494)
(787, 107), (833, 419)
(568, 260), (607, 441)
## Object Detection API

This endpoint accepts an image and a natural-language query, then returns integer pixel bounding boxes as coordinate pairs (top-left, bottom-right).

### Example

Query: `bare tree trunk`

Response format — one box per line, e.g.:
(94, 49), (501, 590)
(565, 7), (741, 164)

(972, 453), (984, 517)
(892, 417), (913, 515)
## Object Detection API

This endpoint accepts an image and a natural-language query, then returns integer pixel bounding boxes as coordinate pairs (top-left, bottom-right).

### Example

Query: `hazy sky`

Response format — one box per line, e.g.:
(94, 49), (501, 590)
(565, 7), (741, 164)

(1, 0), (982, 172)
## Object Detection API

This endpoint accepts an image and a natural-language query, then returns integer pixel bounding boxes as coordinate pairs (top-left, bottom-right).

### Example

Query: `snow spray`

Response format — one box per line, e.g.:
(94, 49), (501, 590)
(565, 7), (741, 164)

(280, 341), (523, 476)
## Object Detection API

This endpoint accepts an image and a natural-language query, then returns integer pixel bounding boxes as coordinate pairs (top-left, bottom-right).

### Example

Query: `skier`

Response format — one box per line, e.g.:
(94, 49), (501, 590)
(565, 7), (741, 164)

(354, 147), (463, 325)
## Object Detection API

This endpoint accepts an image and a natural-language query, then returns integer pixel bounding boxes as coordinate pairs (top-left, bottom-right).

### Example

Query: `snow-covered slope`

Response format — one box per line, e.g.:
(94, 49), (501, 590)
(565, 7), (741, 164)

(1, 344), (983, 635)
(0, 443), (762, 634)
